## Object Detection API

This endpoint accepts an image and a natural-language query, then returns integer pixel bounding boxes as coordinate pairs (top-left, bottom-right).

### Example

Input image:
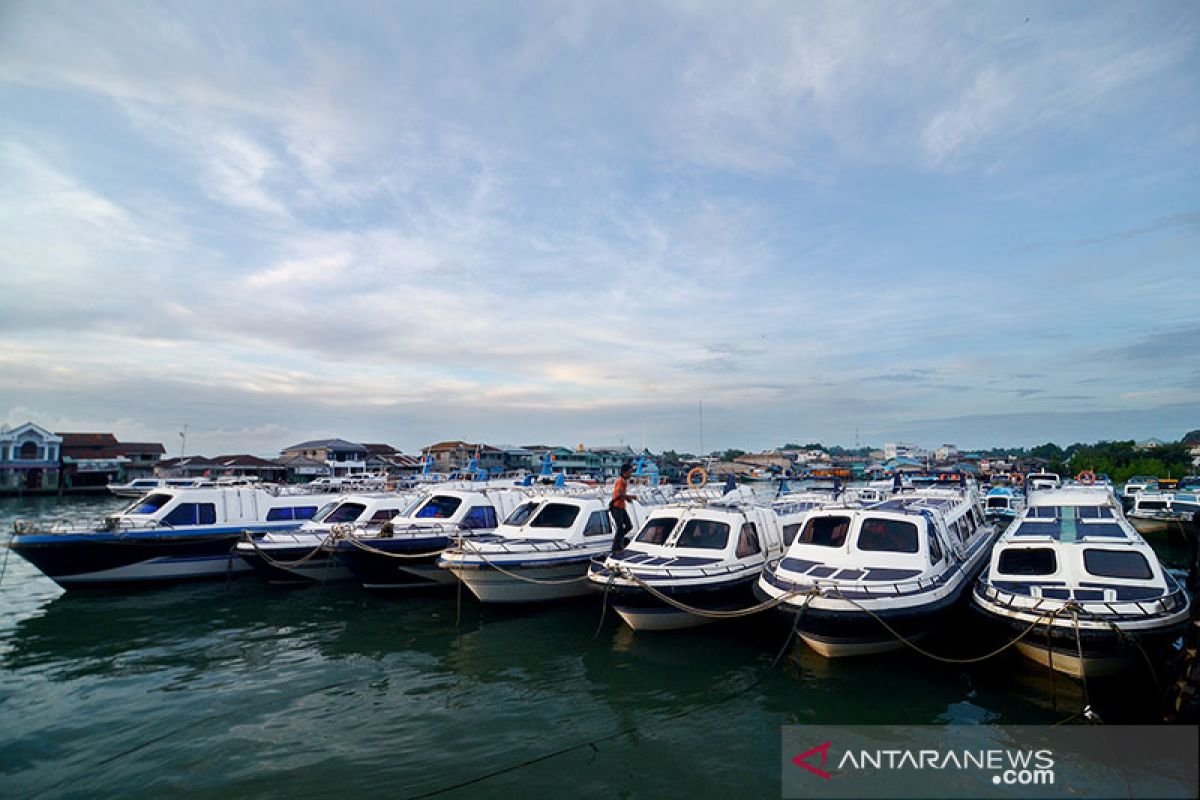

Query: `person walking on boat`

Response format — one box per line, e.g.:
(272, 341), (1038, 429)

(610, 462), (635, 554)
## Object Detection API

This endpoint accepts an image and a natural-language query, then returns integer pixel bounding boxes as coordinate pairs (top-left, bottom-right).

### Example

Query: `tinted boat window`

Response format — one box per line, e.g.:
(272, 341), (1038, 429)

(798, 516), (850, 547)
(1083, 550), (1152, 580)
(637, 517), (677, 544)
(312, 501), (339, 522)
(583, 511), (611, 536)
(462, 506), (498, 529)
(162, 503), (217, 526)
(368, 509), (401, 523)
(415, 496), (463, 519)
(782, 523), (801, 546)
(1137, 501), (1167, 511)
(325, 503), (367, 523)
(735, 523), (761, 557)
(530, 503), (580, 528)
(130, 493), (172, 514)
(504, 502), (539, 526)
(857, 518), (919, 553)
(675, 519), (730, 550)
(997, 548), (1057, 575)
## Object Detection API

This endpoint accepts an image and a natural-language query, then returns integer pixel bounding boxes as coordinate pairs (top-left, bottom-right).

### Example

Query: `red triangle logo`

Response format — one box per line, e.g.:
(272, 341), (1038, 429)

(792, 741), (833, 780)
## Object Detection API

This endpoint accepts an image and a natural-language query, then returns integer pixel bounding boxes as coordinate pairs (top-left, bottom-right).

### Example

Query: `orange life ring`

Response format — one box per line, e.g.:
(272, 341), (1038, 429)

(1075, 470), (1096, 485)
(1010, 473), (1024, 486)
(686, 467), (709, 487)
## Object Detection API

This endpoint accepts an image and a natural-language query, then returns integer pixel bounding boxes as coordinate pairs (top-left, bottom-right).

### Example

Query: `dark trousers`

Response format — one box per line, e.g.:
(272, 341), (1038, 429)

(610, 506), (632, 552)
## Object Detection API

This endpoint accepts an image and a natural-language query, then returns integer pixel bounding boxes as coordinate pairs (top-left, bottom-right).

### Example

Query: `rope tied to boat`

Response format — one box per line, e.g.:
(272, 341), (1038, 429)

(607, 563), (816, 619)
(448, 539), (594, 585)
(238, 530), (336, 569)
(821, 584), (1066, 665)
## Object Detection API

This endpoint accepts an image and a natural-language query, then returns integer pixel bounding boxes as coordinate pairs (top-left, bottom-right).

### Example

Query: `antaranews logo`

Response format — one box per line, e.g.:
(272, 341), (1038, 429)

(790, 740), (1055, 787)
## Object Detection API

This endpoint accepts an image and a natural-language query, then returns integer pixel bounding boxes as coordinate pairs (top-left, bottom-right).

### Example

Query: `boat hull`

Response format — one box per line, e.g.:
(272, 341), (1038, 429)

(448, 559), (593, 603)
(598, 573), (760, 631)
(971, 586), (1190, 677)
(8, 532), (250, 588)
(235, 542), (352, 584)
(331, 537), (454, 590)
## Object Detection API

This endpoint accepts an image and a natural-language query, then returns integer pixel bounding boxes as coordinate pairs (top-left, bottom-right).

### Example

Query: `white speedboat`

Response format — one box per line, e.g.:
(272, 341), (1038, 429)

(235, 492), (422, 584)
(756, 484), (997, 657)
(1126, 491), (1200, 535)
(331, 487), (527, 589)
(1120, 475), (1159, 509)
(587, 498), (811, 631)
(9, 486), (331, 588)
(439, 491), (649, 603)
(1025, 471), (1062, 492)
(983, 486), (1024, 522)
(972, 484), (1190, 677)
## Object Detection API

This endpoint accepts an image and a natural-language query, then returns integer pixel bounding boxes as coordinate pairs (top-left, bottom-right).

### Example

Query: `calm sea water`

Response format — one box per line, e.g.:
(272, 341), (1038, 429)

(0, 496), (1184, 799)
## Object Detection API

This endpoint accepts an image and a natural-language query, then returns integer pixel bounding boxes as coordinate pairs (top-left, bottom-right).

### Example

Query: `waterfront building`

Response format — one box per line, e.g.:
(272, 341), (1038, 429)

(280, 438), (371, 477)
(156, 456), (221, 478)
(59, 433), (130, 488)
(0, 422), (62, 490)
(424, 441), (507, 473)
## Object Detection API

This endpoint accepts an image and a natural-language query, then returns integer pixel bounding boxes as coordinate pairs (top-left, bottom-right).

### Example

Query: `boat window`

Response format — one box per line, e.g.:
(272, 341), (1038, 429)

(798, 516), (850, 548)
(293, 506), (317, 520)
(462, 506), (498, 529)
(928, 531), (944, 563)
(368, 509), (401, 523)
(782, 523), (801, 546)
(266, 507), (294, 521)
(857, 518), (919, 553)
(675, 519), (731, 550)
(997, 548), (1057, 576)
(162, 503), (217, 526)
(132, 480), (158, 488)
(530, 503), (580, 528)
(986, 497), (1010, 508)
(130, 493), (173, 514)
(415, 496), (463, 519)
(312, 501), (340, 522)
(948, 520), (962, 543)
(972, 506), (984, 526)
(504, 502), (539, 526)
(735, 522), (761, 557)
(583, 511), (611, 536)
(325, 502), (368, 523)
(636, 517), (677, 544)
(1137, 501), (1167, 511)
(1083, 550), (1152, 580)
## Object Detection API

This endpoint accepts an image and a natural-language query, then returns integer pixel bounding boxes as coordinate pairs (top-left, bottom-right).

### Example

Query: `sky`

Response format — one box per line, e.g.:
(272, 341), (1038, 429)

(1, 1), (1198, 457)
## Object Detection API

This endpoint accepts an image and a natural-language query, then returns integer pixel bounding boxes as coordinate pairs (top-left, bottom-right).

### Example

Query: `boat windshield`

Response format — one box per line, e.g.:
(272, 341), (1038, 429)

(504, 502), (540, 526)
(530, 503), (580, 529)
(128, 493), (173, 514)
(637, 517), (677, 545)
(797, 516), (850, 547)
(311, 501), (340, 522)
(986, 497), (1011, 508)
(674, 519), (730, 550)
(415, 495), (463, 519)
(1083, 549), (1152, 580)
(856, 518), (919, 553)
(997, 548), (1057, 575)
(324, 503), (367, 523)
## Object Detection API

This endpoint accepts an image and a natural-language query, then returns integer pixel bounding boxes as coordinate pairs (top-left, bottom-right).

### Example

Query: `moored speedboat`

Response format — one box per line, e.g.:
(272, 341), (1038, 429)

(756, 484), (997, 657)
(1120, 475), (1158, 510)
(439, 492), (645, 603)
(235, 492), (422, 584)
(587, 498), (811, 631)
(1125, 491), (1200, 535)
(972, 484), (1190, 677)
(983, 486), (1024, 523)
(8, 486), (331, 588)
(330, 487), (526, 589)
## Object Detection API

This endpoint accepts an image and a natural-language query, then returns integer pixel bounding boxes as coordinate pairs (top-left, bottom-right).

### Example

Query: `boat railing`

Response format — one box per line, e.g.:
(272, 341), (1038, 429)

(12, 515), (161, 536)
(977, 582), (1188, 620)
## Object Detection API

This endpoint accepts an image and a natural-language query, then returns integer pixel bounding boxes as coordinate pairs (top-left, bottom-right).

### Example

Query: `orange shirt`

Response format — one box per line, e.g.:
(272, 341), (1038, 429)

(611, 476), (628, 509)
